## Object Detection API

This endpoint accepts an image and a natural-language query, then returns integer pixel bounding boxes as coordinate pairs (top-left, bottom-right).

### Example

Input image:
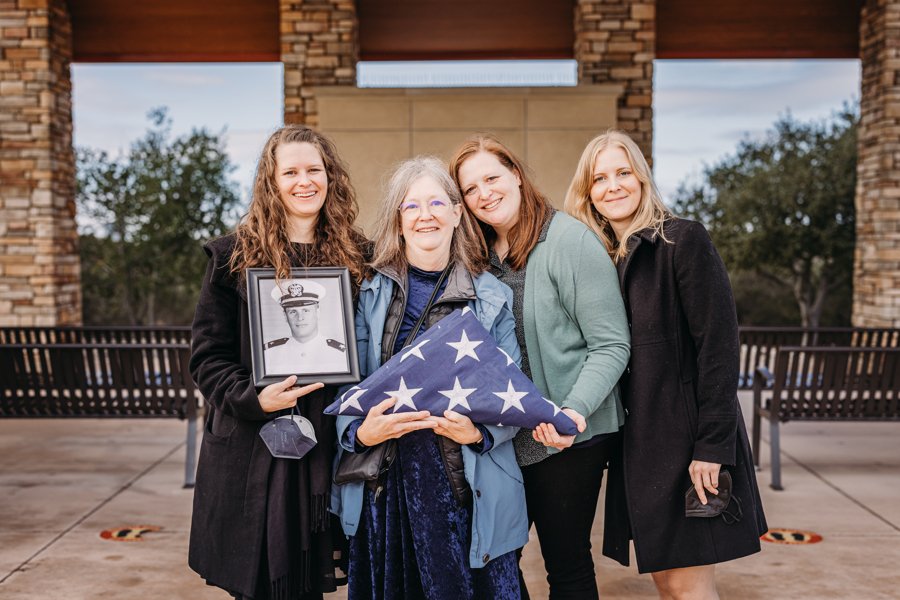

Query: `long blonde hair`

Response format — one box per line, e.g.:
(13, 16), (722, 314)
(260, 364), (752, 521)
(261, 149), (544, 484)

(564, 130), (670, 263)
(370, 156), (488, 277)
(229, 125), (366, 283)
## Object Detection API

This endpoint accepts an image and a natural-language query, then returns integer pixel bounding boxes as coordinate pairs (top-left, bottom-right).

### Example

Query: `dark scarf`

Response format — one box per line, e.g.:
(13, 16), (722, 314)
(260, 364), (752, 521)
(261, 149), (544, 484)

(259, 243), (347, 599)
(262, 386), (336, 599)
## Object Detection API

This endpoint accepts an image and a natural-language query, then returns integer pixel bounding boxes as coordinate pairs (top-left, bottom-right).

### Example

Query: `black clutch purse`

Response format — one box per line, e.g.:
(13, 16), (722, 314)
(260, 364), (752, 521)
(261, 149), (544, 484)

(333, 439), (397, 484)
(684, 469), (743, 524)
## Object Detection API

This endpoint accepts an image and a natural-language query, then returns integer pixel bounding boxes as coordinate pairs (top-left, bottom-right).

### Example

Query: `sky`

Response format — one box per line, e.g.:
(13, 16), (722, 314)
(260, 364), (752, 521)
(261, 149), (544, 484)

(71, 59), (860, 215)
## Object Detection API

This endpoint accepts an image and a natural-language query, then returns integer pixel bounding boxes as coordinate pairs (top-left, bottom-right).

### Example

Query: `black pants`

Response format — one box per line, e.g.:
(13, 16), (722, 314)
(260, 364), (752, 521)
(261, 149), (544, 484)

(519, 434), (618, 600)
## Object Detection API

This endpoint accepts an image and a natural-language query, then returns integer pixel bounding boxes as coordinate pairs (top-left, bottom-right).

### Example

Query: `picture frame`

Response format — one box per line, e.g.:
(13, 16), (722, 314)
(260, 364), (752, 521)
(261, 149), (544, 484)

(246, 267), (360, 387)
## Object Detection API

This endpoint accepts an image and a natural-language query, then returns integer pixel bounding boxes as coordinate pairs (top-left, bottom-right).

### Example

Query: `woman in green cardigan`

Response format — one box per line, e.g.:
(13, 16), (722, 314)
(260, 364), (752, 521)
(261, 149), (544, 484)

(450, 135), (630, 600)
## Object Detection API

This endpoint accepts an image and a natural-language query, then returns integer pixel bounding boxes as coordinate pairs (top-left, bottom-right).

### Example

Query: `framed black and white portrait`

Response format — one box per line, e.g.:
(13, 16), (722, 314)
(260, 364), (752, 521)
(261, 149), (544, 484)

(247, 267), (360, 387)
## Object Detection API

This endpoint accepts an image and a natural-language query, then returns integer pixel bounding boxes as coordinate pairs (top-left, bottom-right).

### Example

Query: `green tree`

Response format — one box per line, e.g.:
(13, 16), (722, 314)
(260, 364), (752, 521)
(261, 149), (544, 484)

(673, 109), (857, 327)
(77, 108), (240, 325)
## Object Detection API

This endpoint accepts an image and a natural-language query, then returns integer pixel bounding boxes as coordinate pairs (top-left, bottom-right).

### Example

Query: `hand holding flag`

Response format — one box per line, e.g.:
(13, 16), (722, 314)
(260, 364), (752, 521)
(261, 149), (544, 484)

(325, 308), (578, 435)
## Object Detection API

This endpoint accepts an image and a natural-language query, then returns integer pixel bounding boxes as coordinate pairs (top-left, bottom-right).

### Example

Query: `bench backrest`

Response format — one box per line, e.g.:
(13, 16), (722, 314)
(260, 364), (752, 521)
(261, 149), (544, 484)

(0, 343), (198, 419)
(769, 346), (900, 421)
(738, 327), (898, 389)
(0, 326), (191, 346)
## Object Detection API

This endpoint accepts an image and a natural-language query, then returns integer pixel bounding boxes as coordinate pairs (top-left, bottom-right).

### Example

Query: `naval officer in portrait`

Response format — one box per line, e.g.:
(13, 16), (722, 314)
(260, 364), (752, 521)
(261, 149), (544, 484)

(265, 279), (348, 375)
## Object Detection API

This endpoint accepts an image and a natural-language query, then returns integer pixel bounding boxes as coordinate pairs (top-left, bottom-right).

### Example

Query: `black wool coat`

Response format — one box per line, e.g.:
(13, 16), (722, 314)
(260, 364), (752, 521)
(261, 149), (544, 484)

(602, 218), (767, 574)
(187, 235), (343, 596)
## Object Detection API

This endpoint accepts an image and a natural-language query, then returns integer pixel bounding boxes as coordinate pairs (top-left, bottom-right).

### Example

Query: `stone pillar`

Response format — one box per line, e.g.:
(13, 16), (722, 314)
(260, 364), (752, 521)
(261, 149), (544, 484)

(854, 0), (900, 327)
(0, 0), (80, 326)
(280, 0), (358, 126)
(574, 0), (655, 162)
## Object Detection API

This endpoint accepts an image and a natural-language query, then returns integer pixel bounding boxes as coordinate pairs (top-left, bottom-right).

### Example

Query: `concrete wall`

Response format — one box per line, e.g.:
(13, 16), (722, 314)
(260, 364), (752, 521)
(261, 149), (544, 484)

(314, 85), (622, 232)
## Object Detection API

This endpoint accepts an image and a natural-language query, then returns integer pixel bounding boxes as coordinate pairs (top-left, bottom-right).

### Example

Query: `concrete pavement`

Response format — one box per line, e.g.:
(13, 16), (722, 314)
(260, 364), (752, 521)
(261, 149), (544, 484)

(1, 393), (898, 599)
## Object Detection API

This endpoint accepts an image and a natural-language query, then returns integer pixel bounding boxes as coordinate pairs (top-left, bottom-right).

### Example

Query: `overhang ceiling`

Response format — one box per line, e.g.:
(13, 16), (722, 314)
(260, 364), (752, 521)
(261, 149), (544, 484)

(69, 0), (862, 63)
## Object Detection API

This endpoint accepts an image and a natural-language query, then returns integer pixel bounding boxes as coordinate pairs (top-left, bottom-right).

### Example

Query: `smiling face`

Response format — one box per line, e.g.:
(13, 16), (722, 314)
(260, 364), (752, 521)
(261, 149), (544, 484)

(275, 141), (328, 223)
(589, 145), (643, 238)
(399, 174), (462, 268)
(456, 151), (522, 235)
(284, 304), (319, 342)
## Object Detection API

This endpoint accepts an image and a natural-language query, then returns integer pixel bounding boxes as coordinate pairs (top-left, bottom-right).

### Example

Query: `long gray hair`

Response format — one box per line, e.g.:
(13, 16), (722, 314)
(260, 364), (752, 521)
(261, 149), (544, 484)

(370, 156), (488, 276)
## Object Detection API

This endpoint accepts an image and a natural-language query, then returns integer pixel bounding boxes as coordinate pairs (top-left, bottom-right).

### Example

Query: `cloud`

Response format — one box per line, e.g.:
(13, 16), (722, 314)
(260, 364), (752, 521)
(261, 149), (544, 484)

(653, 59), (859, 203)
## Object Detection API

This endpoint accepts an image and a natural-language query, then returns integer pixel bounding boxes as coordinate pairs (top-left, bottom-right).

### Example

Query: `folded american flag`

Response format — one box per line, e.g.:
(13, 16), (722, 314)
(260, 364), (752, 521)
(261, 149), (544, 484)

(324, 308), (578, 435)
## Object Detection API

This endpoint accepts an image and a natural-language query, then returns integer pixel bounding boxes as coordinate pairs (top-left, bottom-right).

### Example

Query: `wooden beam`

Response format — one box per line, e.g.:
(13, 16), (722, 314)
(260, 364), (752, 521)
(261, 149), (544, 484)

(656, 0), (861, 59)
(70, 0), (279, 63)
(68, 0), (861, 64)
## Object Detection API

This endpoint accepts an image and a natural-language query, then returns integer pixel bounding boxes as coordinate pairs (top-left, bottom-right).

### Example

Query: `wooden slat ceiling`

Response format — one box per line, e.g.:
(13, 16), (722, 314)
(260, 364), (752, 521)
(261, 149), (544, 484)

(69, 0), (862, 63)
(70, 0), (280, 62)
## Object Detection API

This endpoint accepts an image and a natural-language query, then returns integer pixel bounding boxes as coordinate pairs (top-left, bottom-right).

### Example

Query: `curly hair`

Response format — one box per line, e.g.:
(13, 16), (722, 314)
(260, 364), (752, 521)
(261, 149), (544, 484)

(449, 134), (552, 271)
(228, 125), (366, 284)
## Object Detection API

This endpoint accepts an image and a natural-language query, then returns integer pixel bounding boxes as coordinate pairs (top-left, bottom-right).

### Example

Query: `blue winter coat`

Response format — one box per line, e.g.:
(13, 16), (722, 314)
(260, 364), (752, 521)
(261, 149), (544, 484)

(330, 266), (530, 569)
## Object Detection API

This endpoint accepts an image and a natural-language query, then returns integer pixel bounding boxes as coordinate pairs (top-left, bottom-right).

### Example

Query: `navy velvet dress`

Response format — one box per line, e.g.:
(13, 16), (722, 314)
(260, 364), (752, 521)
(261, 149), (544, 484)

(346, 267), (520, 600)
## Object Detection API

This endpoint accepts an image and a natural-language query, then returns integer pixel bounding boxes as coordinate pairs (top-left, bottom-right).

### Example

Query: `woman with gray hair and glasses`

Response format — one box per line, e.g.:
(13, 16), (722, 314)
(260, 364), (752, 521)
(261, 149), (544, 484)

(331, 156), (527, 599)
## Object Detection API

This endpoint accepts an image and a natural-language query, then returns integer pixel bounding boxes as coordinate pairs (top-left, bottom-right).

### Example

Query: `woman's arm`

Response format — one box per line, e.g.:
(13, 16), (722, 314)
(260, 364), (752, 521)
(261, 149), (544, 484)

(673, 221), (740, 467)
(558, 230), (631, 418)
(189, 242), (269, 421)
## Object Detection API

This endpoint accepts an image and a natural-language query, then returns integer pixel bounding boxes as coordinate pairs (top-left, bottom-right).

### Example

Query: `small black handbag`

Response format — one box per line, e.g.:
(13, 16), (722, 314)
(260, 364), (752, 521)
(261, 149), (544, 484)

(332, 438), (397, 484)
(684, 469), (743, 524)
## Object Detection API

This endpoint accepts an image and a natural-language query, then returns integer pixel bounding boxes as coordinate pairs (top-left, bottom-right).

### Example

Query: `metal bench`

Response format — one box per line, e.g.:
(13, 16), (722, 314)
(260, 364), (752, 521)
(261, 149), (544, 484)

(751, 346), (899, 490)
(738, 326), (898, 389)
(0, 341), (199, 488)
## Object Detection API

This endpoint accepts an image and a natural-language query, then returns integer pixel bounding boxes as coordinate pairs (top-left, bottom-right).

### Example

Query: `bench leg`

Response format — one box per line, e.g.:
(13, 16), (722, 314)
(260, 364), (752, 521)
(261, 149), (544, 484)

(184, 415), (197, 489)
(752, 392), (762, 468)
(769, 419), (783, 491)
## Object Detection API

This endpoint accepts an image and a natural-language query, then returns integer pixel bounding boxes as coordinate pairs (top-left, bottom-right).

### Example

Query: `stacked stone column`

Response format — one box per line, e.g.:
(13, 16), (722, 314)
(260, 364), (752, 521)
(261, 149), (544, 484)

(280, 0), (357, 126)
(0, 0), (80, 325)
(854, 0), (900, 326)
(575, 0), (655, 162)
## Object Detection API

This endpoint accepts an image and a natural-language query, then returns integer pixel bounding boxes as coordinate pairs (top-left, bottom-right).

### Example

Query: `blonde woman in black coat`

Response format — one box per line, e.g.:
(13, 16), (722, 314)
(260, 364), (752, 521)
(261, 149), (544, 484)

(565, 131), (766, 600)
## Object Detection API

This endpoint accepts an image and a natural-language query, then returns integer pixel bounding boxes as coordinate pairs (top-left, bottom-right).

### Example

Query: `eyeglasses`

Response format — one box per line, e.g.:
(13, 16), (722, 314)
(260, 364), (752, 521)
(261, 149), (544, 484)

(398, 198), (454, 217)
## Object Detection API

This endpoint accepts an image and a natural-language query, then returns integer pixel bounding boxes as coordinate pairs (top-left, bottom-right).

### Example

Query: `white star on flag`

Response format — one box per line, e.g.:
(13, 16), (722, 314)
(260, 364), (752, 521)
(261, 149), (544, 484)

(323, 308), (579, 436)
(438, 377), (477, 412)
(340, 387), (367, 413)
(543, 397), (562, 416)
(447, 329), (483, 363)
(386, 377), (422, 412)
(400, 337), (430, 362)
(494, 380), (528, 413)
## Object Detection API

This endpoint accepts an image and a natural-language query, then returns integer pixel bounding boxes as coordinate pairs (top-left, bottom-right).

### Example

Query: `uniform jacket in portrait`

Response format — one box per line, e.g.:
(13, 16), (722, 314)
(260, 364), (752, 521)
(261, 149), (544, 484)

(329, 264), (530, 569)
(265, 333), (347, 375)
(602, 217), (768, 573)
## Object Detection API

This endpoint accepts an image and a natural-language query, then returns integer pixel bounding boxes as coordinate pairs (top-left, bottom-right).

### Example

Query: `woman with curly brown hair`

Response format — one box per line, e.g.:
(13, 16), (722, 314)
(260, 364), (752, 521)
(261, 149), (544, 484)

(188, 125), (368, 599)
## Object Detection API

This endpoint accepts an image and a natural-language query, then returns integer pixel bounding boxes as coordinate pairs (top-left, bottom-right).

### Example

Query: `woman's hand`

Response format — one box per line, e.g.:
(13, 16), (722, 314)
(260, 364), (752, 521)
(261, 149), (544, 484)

(688, 460), (721, 505)
(258, 375), (324, 413)
(429, 410), (483, 445)
(356, 397), (437, 446)
(533, 408), (586, 450)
